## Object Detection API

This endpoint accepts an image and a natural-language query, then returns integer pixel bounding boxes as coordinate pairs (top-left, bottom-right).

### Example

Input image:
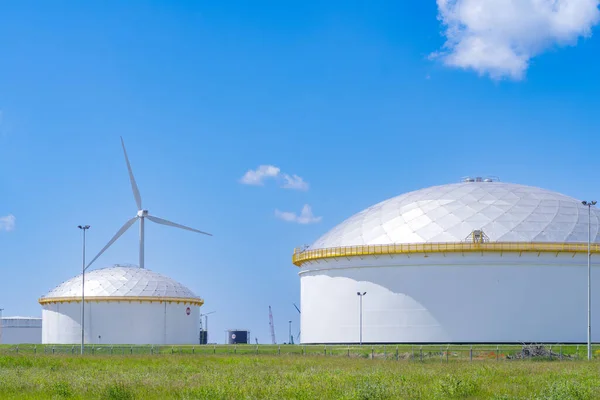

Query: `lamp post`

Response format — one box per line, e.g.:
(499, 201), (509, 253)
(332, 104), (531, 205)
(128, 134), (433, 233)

(357, 292), (366, 345)
(78, 225), (90, 355)
(582, 201), (597, 360)
(201, 311), (215, 344)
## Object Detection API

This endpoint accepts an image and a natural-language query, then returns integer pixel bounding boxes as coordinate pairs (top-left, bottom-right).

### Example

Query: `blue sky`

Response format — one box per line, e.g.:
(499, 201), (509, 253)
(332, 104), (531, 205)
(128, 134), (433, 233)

(1, 1), (600, 344)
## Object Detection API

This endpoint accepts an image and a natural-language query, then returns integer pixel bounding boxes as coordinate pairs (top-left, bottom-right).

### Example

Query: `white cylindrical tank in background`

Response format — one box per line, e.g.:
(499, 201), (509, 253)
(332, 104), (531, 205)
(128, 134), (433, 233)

(39, 264), (203, 345)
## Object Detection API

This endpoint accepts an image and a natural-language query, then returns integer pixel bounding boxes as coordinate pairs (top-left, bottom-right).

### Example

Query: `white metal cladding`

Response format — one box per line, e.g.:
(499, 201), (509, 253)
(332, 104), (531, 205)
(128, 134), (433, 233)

(310, 182), (600, 249)
(41, 302), (200, 345)
(1, 317), (42, 328)
(299, 253), (600, 344)
(42, 264), (199, 299)
(1, 317), (42, 344)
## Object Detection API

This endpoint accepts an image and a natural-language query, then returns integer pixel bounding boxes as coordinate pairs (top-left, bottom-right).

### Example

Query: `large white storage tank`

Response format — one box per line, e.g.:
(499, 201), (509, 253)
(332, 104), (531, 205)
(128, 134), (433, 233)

(1, 317), (42, 344)
(294, 179), (600, 344)
(39, 264), (203, 344)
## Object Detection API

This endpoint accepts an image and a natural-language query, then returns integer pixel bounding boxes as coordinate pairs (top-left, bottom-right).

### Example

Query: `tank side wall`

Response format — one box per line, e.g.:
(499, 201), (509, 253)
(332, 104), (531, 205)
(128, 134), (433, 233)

(42, 301), (199, 345)
(227, 331), (249, 344)
(42, 303), (81, 344)
(165, 303), (199, 345)
(300, 253), (595, 344)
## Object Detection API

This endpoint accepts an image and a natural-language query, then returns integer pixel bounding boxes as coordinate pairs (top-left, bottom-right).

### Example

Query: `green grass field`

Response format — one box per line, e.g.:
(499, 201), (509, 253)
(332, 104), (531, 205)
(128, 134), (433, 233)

(1, 348), (600, 399)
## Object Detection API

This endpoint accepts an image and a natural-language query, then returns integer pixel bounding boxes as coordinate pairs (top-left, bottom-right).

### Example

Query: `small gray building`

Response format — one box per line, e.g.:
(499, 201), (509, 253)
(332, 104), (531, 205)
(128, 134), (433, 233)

(1, 317), (42, 344)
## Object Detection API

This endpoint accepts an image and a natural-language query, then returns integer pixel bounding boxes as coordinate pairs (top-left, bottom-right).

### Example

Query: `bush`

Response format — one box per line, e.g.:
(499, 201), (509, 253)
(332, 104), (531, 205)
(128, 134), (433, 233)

(434, 374), (479, 398)
(53, 381), (73, 398)
(492, 395), (518, 400)
(534, 380), (591, 400)
(103, 382), (135, 400)
(354, 381), (392, 400)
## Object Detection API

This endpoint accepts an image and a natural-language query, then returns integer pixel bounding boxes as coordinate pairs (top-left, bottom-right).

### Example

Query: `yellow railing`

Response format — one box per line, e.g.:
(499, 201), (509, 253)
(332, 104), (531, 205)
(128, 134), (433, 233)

(292, 242), (600, 266)
(38, 296), (204, 306)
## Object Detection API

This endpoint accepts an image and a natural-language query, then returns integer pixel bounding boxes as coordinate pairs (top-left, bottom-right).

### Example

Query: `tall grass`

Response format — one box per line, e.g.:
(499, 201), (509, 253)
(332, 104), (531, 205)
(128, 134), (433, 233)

(0, 354), (598, 399)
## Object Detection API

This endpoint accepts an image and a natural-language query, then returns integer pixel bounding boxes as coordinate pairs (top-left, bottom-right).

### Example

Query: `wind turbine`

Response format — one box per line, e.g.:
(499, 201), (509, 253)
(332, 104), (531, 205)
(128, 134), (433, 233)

(293, 303), (301, 341)
(86, 137), (212, 270)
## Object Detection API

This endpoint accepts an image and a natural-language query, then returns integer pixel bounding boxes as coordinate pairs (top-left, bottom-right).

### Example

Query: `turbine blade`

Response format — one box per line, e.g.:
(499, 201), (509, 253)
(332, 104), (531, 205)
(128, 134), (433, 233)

(293, 303), (301, 314)
(86, 217), (138, 269)
(121, 136), (142, 210)
(146, 215), (212, 236)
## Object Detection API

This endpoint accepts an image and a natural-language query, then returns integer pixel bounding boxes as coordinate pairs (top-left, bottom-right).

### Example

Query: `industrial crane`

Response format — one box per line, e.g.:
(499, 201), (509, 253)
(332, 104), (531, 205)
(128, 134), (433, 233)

(268, 306), (276, 345)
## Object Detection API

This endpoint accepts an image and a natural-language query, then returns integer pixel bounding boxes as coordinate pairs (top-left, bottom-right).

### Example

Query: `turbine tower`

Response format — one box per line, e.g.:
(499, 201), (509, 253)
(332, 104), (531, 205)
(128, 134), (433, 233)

(293, 303), (301, 341)
(87, 137), (212, 270)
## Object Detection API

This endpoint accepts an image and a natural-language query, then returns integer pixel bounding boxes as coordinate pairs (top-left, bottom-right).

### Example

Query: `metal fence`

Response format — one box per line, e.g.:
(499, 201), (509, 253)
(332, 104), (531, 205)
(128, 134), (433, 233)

(0, 344), (596, 361)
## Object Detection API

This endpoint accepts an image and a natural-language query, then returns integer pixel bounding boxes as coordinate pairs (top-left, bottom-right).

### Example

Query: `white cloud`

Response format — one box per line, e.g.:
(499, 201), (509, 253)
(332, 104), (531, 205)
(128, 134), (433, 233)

(433, 0), (600, 80)
(240, 165), (309, 190)
(281, 174), (309, 191)
(275, 205), (322, 224)
(240, 165), (281, 186)
(0, 214), (16, 232)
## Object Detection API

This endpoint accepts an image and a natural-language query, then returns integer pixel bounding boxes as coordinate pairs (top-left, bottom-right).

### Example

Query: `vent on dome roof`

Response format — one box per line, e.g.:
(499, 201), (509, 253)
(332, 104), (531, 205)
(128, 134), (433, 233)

(462, 176), (499, 183)
(464, 229), (490, 244)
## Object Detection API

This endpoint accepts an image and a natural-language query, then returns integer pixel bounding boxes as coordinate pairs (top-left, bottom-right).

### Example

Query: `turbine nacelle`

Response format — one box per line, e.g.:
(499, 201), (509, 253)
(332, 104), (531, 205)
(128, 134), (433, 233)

(86, 137), (212, 270)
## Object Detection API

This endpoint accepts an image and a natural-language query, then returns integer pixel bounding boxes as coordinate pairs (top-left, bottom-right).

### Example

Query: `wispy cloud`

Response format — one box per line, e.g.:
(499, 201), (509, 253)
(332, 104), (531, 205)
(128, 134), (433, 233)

(240, 165), (281, 186)
(0, 214), (16, 232)
(432, 0), (600, 80)
(240, 165), (309, 191)
(281, 174), (309, 191)
(275, 205), (322, 224)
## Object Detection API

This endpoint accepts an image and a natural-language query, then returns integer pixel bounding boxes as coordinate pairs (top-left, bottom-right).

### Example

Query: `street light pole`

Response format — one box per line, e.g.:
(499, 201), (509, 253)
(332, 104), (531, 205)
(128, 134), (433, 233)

(78, 225), (90, 355)
(201, 311), (216, 344)
(582, 201), (596, 360)
(357, 292), (366, 345)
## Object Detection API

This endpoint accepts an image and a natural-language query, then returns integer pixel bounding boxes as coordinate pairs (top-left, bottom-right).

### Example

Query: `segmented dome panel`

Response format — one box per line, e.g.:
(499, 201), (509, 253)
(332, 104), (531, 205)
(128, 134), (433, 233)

(311, 182), (600, 249)
(42, 265), (198, 299)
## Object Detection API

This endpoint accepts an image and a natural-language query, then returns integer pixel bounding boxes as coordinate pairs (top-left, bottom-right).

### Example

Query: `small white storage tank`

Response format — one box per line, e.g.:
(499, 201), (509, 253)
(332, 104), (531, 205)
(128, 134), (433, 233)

(1, 317), (42, 344)
(39, 264), (203, 345)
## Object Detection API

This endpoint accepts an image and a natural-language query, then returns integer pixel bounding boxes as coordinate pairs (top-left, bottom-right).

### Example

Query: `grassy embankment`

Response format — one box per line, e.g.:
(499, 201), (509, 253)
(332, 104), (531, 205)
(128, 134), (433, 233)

(1, 351), (600, 399)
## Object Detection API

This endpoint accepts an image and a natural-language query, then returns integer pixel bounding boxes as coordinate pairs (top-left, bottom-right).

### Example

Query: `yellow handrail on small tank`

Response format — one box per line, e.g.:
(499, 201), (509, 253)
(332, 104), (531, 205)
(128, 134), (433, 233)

(38, 295), (204, 306)
(292, 242), (600, 266)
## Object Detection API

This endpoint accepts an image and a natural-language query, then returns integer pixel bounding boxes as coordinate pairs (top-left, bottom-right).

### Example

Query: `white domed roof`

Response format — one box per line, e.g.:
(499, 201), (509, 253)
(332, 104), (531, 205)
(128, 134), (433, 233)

(42, 264), (199, 300)
(311, 182), (600, 249)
